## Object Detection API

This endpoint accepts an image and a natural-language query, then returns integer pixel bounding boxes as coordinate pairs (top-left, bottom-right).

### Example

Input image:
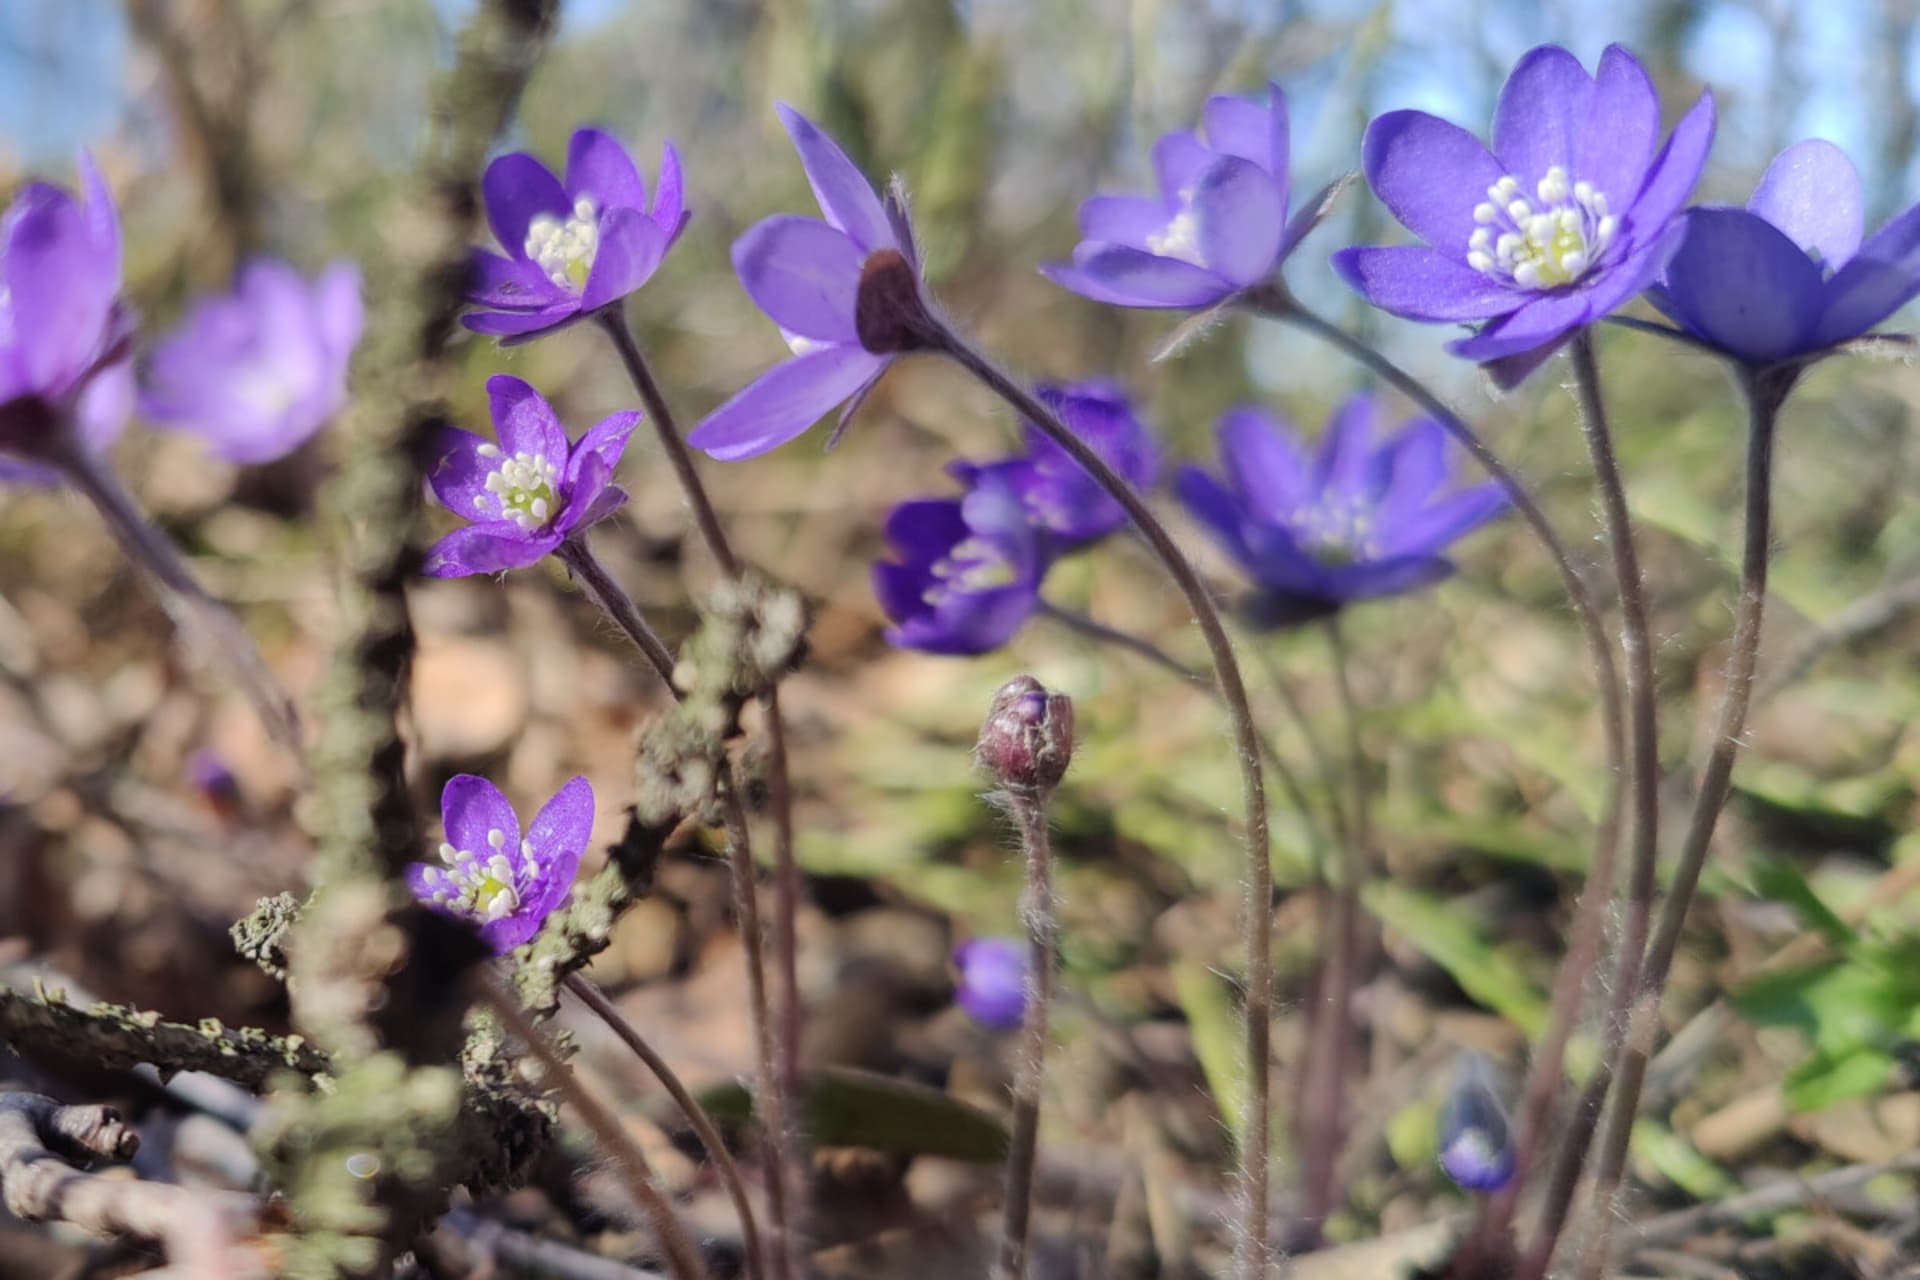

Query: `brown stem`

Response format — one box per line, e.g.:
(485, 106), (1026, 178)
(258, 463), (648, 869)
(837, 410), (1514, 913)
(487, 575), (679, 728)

(934, 332), (1274, 1277)
(562, 973), (767, 1280)
(995, 790), (1060, 1280)
(479, 979), (708, 1280)
(555, 537), (678, 686)
(764, 686), (803, 1112)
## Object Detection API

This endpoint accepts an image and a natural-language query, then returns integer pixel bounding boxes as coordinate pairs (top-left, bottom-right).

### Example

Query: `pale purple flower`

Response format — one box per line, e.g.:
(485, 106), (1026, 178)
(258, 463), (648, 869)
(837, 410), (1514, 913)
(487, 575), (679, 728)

(1649, 139), (1920, 365)
(464, 128), (688, 343)
(872, 478), (1045, 655)
(0, 152), (134, 485)
(953, 937), (1027, 1031)
(1438, 1054), (1515, 1193)
(688, 105), (917, 460)
(947, 380), (1158, 552)
(1044, 84), (1313, 309)
(1333, 44), (1715, 387)
(424, 375), (637, 577)
(408, 774), (594, 953)
(1177, 393), (1506, 624)
(141, 259), (362, 463)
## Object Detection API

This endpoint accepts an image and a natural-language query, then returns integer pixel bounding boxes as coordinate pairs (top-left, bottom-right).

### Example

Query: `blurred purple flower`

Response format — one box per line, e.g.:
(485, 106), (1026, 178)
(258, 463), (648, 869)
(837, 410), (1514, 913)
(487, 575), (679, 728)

(423, 374), (638, 577)
(1438, 1054), (1515, 1193)
(953, 937), (1027, 1032)
(1333, 44), (1715, 387)
(141, 259), (363, 464)
(1044, 84), (1312, 309)
(0, 152), (134, 486)
(872, 478), (1045, 655)
(1176, 393), (1506, 624)
(689, 105), (920, 461)
(463, 128), (688, 344)
(948, 381), (1157, 552)
(408, 774), (594, 953)
(1648, 139), (1920, 365)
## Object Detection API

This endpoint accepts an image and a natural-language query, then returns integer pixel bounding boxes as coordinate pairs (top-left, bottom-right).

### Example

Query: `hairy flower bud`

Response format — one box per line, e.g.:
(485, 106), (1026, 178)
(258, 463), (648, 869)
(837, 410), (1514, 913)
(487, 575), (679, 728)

(976, 675), (1074, 793)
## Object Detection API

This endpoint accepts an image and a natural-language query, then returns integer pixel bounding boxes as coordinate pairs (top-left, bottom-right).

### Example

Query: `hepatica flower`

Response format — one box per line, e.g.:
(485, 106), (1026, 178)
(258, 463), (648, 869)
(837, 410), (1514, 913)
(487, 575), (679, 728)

(1650, 139), (1920, 366)
(689, 105), (921, 461)
(1044, 84), (1310, 309)
(464, 128), (687, 343)
(141, 259), (363, 464)
(1177, 393), (1506, 622)
(948, 380), (1158, 552)
(1438, 1054), (1516, 1193)
(1334, 44), (1715, 387)
(409, 774), (593, 953)
(0, 152), (134, 485)
(953, 937), (1028, 1032)
(873, 478), (1044, 655)
(424, 375), (637, 577)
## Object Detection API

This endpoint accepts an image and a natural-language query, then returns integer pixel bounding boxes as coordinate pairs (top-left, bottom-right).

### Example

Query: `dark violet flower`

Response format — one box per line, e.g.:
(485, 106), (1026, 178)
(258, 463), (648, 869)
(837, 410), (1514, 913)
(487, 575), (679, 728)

(0, 152), (134, 486)
(424, 374), (638, 577)
(463, 127), (688, 343)
(872, 478), (1044, 655)
(140, 258), (363, 464)
(948, 380), (1157, 552)
(1333, 44), (1715, 387)
(1176, 393), (1506, 622)
(1044, 84), (1311, 309)
(1438, 1054), (1515, 1193)
(1649, 139), (1920, 365)
(953, 936), (1028, 1032)
(688, 105), (920, 461)
(408, 774), (594, 953)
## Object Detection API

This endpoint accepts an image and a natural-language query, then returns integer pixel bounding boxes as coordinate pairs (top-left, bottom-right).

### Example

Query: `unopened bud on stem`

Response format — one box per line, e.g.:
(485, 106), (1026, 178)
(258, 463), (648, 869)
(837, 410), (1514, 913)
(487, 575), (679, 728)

(977, 675), (1074, 794)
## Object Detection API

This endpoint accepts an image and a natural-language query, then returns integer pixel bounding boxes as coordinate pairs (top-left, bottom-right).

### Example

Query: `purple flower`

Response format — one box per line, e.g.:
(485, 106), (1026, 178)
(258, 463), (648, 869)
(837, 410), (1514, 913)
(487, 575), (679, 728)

(1648, 139), (1920, 365)
(463, 128), (688, 343)
(948, 381), (1157, 552)
(140, 259), (363, 464)
(1438, 1054), (1515, 1193)
(872, 478), (1045, 655)
(1333, 44), (1715, 387)
(424, 375), (638, 577)
(1044, 84), (1311, 309)
(1176, 393), (1506, 623)
(0, 152), (134, 485)
(953, 937), (1027, 1032)
(688, 105), (918, 461)
(408, 774), (594, 953)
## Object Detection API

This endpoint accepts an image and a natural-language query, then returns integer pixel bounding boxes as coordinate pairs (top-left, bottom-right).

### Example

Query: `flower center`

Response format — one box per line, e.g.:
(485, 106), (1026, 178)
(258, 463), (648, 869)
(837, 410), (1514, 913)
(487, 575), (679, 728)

(474, 441), (561, 532)
(922, 536), (1019, 605)
(1467, 167), (1616, 290)
(418, 826), (542, 925)
(524, 196), (600, 292)
(1146, 205), (1206, 268)
(1291, 496), (1377, 566)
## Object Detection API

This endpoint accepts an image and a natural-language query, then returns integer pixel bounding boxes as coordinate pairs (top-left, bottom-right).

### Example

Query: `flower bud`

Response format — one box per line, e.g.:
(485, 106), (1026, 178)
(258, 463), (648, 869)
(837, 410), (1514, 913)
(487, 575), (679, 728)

(976, 675), (1074, 793)
(952, 937), (1027, 1031)
(1438, 1053), (1516, 1193)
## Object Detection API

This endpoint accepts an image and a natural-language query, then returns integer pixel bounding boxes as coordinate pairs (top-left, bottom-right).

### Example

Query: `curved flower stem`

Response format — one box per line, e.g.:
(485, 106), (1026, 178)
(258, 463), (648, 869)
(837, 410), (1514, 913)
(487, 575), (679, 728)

(933, 331), (1275, 1277)
(53, 435), (304, 757)
(555, 537), (678, 687)
(1037, 599), (1207, 685)
(1560, 366), (1783, 1280)
(598, 307), (802, 1280)
(562, 972), (767, 1280)
(994, 785), (1060, 1280)
(479, 978), (708, 1280)
(1241, 289), (1627, 1262)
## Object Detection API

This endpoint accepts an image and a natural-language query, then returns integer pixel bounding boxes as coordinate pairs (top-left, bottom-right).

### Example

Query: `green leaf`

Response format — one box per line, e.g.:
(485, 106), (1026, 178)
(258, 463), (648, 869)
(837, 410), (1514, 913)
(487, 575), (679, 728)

(698, 1067), (1008, 1163)
(1750, 858), (1853, 946)
(1632, 1119), (1736, 1199)
(1171, 960), (1248, 1149)
(1361, 883), (1548, 1038)
(1783, 1046), (1897, 1112)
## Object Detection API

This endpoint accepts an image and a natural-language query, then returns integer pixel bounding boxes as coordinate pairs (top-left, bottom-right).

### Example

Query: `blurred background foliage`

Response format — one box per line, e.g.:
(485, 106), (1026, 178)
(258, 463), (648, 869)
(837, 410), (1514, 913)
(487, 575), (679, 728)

(2, 0), (1920, 1244)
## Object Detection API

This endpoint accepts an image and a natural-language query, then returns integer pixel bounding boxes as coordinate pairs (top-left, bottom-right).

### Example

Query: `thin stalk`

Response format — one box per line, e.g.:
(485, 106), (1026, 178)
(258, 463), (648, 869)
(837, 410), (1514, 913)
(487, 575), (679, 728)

(1037, 599), (1208, 685)
(1252, 643), (1354, 856)
(1564, 367), (1782, 1280)
(995, 789), (1060, 1280)
(562, 972), (768, 1280)
(1244, 292), (1627, 1253)
(55, 437), (303, 755)
(599, 307), (803, 1280)
(555, 538), (678, 687)
(934, 332), (1274, 1276)
(479, 978), (708, 1280)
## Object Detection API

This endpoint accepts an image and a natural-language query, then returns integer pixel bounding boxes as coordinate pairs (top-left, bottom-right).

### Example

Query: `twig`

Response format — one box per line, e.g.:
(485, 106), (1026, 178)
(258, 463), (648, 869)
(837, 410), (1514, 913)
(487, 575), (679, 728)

(1753, 570), (1920, 703)
(1631, 1152), (1920, 1248)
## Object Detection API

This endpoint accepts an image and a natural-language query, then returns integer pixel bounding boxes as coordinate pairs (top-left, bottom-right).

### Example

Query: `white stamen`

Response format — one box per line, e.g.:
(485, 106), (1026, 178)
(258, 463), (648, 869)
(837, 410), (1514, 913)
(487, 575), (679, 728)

(1466, 163), (1615, 291)
(524, 196), (602, 291)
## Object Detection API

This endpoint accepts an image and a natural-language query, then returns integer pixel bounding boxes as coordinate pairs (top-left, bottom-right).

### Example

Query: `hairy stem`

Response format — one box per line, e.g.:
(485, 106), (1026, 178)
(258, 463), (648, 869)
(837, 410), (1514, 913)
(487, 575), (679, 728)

(555, 538), (678, 686)
(563, 973), (767, 1280)
(995, 789), (1060, 1280)
(479, 979), (707, 1280)
(935, 332), (1274, 1276)
(1037, 599), (1207, 685)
